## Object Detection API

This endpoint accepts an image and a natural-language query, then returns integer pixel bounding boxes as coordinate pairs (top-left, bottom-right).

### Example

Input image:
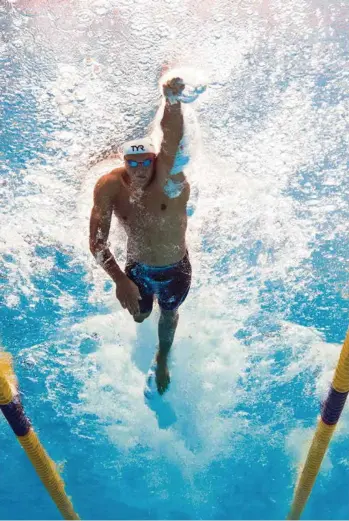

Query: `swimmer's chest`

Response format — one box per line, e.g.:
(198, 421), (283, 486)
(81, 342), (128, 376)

(113, 181), (189, 229)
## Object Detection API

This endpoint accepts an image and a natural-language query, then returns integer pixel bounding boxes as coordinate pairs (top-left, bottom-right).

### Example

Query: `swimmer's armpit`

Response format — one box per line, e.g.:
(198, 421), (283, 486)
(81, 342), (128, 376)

(163, 177), (186, 199)
(169, 135), (190, 176)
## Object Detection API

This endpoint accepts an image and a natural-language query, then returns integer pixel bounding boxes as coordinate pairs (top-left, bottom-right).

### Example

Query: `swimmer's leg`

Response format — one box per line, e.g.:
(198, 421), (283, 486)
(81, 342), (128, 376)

(154, 309), (179, 395)
(157, 309), (179, 359)
(153, 254), (191, 394)
(144, 308), (180, 398)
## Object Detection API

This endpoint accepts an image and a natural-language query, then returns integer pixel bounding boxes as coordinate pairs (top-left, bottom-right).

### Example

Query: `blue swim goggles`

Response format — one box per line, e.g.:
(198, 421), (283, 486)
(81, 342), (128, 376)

(166, 84), (207, 105)
(126, 158), (153, 168)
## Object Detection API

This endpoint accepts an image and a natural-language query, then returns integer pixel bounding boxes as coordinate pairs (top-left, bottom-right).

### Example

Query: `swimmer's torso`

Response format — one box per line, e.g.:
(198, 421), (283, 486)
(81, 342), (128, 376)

(111, 168), (190, 266)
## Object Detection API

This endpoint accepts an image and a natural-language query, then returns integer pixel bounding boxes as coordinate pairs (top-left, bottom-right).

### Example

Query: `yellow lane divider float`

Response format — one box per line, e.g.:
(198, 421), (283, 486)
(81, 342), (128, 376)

(0, 351), (80, 520)
(288, 329), (349, 519)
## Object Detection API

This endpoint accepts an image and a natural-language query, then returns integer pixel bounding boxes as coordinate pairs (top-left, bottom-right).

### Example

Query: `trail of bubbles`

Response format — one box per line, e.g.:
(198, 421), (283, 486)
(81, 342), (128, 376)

(1, 0), (349, 518)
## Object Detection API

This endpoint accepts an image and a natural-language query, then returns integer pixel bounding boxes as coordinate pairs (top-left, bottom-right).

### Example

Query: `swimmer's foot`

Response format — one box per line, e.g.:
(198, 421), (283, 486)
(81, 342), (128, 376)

(144, 352), (171, 400)
(155, 354), (170, 395)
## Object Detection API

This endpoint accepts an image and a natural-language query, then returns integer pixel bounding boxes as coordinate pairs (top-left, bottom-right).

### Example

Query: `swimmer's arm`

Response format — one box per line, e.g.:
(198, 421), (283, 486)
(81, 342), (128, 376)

(89, 176), (125, 284)
(156, 100), (184, 185)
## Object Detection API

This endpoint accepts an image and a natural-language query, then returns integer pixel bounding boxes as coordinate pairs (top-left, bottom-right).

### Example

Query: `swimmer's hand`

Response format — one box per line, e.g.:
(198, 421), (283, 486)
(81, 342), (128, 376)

(116, 275), (142, 315)
(163, 77), (185, 101)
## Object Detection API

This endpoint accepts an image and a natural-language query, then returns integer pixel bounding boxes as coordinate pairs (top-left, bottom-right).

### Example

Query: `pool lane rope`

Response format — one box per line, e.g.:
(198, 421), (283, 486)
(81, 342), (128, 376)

(0, 352), (80, 520)
(287, 329), (349, 519)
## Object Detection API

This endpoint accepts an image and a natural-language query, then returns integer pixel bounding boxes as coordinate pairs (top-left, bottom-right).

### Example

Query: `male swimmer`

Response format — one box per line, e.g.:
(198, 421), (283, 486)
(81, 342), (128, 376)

(89, 76), (204, 396)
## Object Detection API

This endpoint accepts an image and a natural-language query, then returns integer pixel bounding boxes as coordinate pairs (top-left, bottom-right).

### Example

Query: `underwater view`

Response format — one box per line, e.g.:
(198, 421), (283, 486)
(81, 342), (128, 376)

(1, 0), (349, 519)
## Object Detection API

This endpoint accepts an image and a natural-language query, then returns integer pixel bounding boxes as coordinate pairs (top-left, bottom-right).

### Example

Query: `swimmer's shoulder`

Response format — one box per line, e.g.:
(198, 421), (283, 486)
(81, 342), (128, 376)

(94, 167), (126, 199)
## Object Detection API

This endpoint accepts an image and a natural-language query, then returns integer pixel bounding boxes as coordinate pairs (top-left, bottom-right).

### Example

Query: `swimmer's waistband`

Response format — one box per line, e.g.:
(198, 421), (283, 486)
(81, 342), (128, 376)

(127, 250), (189, 271)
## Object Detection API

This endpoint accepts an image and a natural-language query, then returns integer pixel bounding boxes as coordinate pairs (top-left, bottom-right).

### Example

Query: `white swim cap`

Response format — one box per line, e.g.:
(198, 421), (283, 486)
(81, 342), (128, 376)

(122, 137), (156, 157)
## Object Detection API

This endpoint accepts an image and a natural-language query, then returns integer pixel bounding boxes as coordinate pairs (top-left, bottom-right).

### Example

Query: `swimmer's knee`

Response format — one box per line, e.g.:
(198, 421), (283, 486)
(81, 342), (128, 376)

(160, 308), (179, 321)
(133, 311), (152, 323)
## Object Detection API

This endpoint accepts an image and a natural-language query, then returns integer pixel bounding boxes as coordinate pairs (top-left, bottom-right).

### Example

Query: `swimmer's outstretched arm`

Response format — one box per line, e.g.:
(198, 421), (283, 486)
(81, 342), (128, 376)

(155, 78), (185, 186)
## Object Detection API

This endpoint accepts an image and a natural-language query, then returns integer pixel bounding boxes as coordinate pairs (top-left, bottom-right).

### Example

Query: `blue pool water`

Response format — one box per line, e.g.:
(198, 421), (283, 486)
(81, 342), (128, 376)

(1, 1), (349, 519)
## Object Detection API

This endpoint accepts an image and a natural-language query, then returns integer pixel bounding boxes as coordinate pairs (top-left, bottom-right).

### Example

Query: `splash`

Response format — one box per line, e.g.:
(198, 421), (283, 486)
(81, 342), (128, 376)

(1, 0), (349, 518)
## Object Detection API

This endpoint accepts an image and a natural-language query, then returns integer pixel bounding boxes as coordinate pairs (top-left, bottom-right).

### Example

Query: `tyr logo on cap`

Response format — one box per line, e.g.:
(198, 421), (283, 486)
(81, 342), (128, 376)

(122, 138), (155, 156)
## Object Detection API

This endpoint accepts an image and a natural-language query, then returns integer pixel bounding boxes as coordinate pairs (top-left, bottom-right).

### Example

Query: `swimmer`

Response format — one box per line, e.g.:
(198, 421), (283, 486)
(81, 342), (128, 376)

(89, 76), (202, 396)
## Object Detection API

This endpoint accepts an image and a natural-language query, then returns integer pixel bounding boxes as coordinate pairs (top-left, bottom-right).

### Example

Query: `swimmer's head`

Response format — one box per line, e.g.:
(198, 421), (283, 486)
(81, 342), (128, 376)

(122, 137), (156, 189)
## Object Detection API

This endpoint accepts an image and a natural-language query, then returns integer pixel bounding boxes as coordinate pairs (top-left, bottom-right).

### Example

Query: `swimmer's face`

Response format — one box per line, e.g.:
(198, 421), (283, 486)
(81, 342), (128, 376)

(124, 153), (156, 189)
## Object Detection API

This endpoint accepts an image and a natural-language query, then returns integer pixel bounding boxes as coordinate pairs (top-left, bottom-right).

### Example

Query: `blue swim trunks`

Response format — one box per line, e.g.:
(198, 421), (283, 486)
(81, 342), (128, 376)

(125, 251), (192, 313)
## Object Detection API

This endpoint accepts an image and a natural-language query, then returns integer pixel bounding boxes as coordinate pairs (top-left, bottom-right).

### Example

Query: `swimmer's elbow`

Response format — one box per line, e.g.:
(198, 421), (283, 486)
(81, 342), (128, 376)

(89, 238), (106, 258)
(89, 239), (98, 257)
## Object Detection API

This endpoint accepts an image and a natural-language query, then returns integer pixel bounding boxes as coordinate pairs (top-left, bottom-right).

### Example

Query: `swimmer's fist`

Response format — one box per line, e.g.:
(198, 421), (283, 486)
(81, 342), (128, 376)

(115, 275), (142, 315)
(163, 77), (185, 100)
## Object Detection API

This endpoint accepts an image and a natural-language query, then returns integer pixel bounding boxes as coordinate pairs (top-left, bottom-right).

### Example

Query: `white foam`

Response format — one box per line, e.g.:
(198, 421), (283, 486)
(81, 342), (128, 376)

(2, 0), (349, 514)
